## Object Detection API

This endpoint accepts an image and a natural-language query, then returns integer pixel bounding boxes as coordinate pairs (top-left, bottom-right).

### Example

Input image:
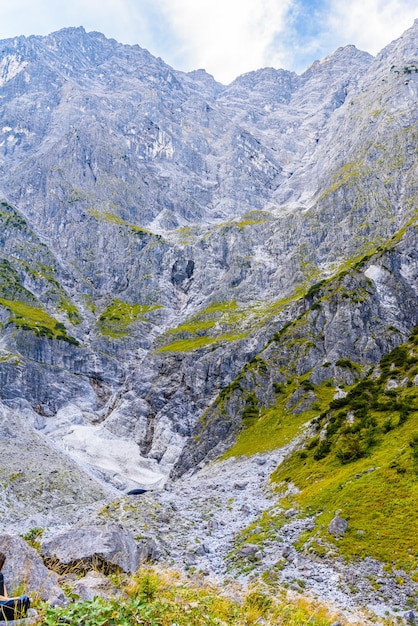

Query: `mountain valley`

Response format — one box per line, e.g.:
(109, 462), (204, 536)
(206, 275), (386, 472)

(0, 21), (418, 623)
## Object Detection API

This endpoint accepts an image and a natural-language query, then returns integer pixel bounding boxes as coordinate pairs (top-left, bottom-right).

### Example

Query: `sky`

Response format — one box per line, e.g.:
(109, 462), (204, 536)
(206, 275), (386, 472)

(0, 0), (416, 84)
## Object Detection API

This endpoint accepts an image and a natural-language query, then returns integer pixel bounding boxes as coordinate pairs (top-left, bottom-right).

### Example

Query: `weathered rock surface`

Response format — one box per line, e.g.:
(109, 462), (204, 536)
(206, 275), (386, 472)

(328, 517), (349, 537)
(0, 402), (114, 533)
(40, 524), (140, 575)
(0, 534), (65, 605)
(63, 570), (121, 602)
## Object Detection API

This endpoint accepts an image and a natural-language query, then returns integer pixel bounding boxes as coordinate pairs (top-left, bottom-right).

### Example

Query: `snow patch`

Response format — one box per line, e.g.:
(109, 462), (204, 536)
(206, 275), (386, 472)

(60, 424), (166, 491)
(0, 55), (28, 87)
(42, 403), (166, 492)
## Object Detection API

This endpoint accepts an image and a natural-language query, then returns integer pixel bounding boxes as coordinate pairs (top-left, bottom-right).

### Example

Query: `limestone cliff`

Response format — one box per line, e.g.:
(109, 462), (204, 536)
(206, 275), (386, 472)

(0, 21), (417, 493)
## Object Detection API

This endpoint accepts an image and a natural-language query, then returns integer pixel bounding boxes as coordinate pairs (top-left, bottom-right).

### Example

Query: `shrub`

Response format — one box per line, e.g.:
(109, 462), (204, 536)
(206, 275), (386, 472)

(273, 382), (285, 394)
(306, 280), (326, 299)
(244, 590), (272, 615)
(20, 527), (43, 552)
(398, 405), (410, 425)
(409, 434), (418, 463)
(383, 417), (394, 433)
(329, 397), (349, 409)
(336, 433), (364, 463)
(300, 380), (315, 391)
(306, 436), (320, 450)
(336, 357), (355, 369)
(242, 393), (259, 422)
(381, 346), (408, 370)
(314, 439), (332, 460)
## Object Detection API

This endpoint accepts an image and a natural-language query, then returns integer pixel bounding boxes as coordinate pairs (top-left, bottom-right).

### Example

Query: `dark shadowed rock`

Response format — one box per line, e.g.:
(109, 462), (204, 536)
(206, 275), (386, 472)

(238, 544), (262, 560)
(0, 534), (65, 606)
(40, 524), (140, 575)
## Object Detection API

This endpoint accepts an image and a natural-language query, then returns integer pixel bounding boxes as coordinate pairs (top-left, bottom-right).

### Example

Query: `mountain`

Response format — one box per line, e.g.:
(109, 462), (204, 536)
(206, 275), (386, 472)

(0, 21), (418, 620)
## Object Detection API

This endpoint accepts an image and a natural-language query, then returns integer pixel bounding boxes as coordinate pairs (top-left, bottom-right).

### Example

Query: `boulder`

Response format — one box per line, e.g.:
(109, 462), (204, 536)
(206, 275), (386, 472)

(41, 524), (140, 575)
(234, 482), (248, 490)
(328, 516), (348, 537)
(0, 534), (65, 606)
(281, 545), (294, 560)
(238, 544), (262, 560)
(68, 571), (121, 601)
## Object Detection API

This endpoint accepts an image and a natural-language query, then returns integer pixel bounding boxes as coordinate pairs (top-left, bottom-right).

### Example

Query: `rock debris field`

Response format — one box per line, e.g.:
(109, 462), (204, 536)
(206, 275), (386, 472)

(86, 445), (415, 624)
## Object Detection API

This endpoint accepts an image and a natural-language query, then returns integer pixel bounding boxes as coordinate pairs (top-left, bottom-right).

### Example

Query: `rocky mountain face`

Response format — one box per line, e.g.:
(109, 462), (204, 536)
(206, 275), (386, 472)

(0, 21), (418, 620)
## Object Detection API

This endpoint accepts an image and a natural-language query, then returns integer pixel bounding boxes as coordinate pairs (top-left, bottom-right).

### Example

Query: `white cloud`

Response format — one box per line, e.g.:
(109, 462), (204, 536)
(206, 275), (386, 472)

(327, 0), (417, 55)
(156, 0), (293, 83)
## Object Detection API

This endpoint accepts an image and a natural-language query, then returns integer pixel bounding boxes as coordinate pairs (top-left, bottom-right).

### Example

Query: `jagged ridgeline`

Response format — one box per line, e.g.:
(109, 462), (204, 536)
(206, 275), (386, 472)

(0, 22), (417, 497)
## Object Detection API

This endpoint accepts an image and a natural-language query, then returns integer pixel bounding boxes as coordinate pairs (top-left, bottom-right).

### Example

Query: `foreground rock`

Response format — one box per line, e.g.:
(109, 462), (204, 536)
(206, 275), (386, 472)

(60, 570), (122, 602)
(0, 534), (65, 606)
(40, 524), (140, 575)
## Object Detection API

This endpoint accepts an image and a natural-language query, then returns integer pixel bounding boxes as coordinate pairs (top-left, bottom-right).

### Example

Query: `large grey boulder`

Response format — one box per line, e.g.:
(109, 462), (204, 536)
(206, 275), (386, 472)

(40, 524), (140, 575)
(0, 534), (65, 606)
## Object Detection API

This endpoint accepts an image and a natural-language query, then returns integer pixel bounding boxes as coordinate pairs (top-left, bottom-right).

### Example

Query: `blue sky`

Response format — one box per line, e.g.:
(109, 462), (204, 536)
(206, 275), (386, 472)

(0, 0), (416, 83)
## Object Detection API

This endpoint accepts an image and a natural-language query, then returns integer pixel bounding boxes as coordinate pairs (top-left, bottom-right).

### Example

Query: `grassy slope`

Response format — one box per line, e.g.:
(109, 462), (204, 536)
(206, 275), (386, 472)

(222, 333), (418, 576)
(270, 332), (418, 573)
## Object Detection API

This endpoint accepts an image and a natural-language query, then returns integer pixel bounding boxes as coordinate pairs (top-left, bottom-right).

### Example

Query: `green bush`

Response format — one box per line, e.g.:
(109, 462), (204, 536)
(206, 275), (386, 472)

(300, 380), (315, 391)
(314, 439), (332, 460)
(273, 382), (285, 394)
(409, 433), (418, 463)
(383, 417), (394, 433)
(336, 433), (364, 463)
(336, 357), (355, 368)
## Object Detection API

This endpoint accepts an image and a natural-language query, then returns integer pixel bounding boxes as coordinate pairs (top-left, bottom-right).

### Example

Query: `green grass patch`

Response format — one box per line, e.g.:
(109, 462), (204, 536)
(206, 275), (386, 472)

(158, 300), (252, 351)
(98, 299), (161, 337)
(318, 161), (369, 201)
(57, 298), (82, 325)
(157, 332), (247, 353)
(0, 298), (79, 344)
(89, 209), (153, 236)
(234, 210), (273, 228)
(0, 253), (82, 327)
